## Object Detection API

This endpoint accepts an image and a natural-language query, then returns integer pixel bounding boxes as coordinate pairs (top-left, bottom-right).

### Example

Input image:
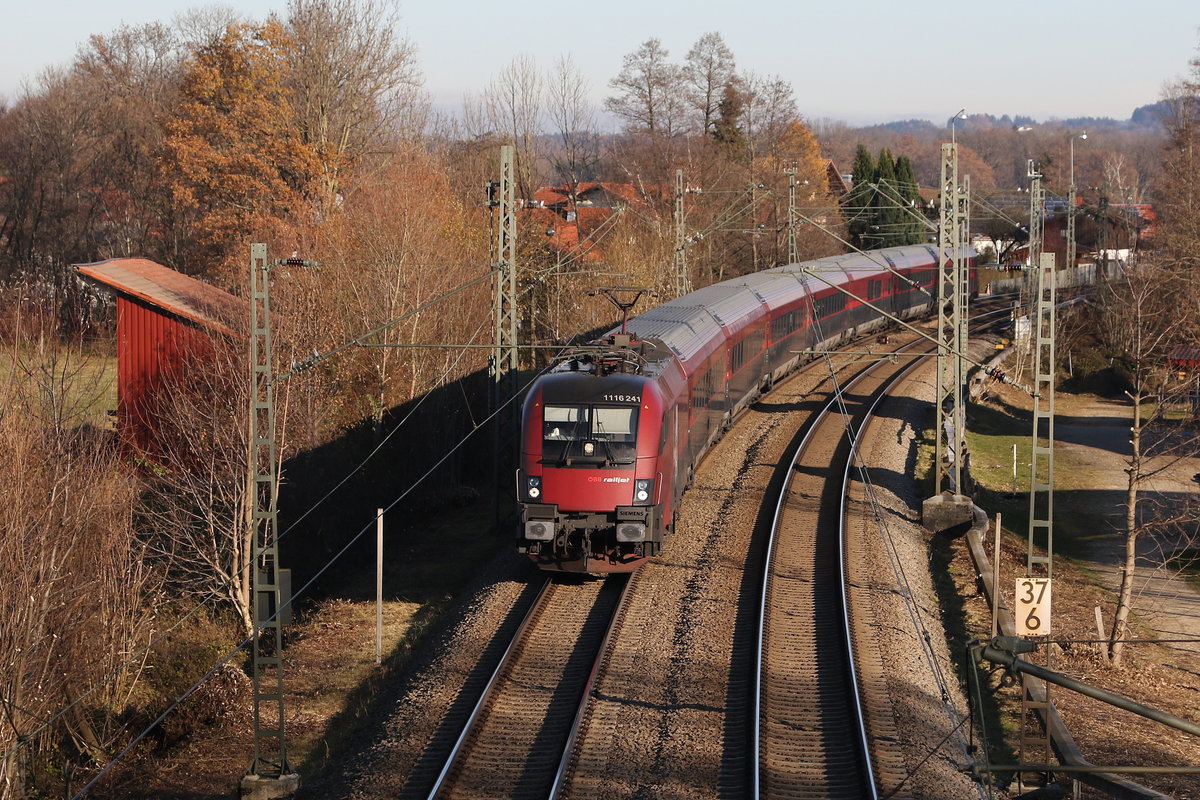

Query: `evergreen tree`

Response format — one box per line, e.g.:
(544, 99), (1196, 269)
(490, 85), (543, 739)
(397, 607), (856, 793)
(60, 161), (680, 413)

(873, 148), (903, 247)
(894, 155), (924, 244)
(711, 80), (748, 161)
(846, 145), (876, 248)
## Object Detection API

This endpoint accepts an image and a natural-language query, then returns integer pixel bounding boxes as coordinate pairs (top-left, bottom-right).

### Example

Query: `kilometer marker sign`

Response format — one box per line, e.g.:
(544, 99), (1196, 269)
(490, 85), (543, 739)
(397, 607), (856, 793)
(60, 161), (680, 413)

(1015, 577), (1052, 637)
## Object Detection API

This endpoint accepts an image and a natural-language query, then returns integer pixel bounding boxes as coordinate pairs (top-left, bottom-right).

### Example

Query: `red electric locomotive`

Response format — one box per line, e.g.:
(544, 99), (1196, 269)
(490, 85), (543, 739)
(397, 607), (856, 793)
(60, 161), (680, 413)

(517, 244), (974, 573)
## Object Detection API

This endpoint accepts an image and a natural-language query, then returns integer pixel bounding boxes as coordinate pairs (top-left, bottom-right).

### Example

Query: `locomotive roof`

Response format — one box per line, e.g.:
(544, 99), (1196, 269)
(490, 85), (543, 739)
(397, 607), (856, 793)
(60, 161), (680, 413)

(623, 302), (725, 366)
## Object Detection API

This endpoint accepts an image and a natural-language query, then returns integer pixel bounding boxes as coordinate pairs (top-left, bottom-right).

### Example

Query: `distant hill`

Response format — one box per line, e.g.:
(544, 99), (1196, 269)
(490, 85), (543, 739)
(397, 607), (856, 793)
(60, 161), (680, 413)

(863, 108), (1165, 136)
(1129, 101), (1170, 129)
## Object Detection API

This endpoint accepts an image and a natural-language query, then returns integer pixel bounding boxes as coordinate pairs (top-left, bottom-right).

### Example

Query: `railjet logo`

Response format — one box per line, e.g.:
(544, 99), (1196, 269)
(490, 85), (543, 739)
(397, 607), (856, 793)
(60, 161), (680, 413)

(588, 476), (630, 484)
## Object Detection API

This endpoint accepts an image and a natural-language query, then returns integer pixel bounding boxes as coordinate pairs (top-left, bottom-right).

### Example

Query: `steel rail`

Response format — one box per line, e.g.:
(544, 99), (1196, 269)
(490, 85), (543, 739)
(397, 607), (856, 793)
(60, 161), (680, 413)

(548, 570), (641, 798)
(754, 335), (930, 798)
(424, 577), (553, 799)
(838, 344), (933, 800)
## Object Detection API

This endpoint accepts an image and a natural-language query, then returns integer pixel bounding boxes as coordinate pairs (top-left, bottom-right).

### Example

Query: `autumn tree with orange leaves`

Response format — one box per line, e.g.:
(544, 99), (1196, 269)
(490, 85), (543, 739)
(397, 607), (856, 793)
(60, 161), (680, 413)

(159, 20), (320, 277)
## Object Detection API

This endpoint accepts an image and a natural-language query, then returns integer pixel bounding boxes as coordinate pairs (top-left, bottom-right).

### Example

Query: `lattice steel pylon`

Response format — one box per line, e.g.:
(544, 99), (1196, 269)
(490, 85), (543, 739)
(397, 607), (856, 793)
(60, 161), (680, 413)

(1026, 161), (1046, 286)
(1016, 163), (1057, 785)
(1019, 249), (1058, 783)
(493, 144), (518, 386)
(244, 244), (298, 794)
(673, 169), (691, 297)
(490, 146), (520, 527)
(1025, 170), (1053, 580)
(785, 162), (798, 264)
(934, 143), (970, 498)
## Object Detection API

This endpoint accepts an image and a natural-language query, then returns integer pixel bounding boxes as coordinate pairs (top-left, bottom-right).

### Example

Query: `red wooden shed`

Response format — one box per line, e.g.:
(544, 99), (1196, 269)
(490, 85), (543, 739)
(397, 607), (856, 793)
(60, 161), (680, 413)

(76, 258), (245, 452)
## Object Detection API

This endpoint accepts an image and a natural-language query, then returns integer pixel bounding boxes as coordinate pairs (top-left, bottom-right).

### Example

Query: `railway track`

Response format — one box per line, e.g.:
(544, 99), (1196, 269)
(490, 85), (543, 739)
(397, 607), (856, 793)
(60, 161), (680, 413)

(421, 574), (634, 800)
(751, 303), (1011, 798)
(754, 339), (929, 799)
(401, 308), (1010, 800)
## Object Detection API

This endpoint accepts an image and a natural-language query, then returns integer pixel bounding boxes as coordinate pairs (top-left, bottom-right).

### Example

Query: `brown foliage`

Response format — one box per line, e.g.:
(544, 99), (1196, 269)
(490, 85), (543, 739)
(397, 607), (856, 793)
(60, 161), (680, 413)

(275, 145), (491, 440)
(0, 315), (155, 799)
(158, 20), (321, 276)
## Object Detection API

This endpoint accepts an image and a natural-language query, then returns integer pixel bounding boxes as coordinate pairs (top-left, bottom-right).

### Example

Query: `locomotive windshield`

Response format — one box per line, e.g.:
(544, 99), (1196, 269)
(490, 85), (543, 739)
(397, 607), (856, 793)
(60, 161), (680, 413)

(543, 404), (638, 465)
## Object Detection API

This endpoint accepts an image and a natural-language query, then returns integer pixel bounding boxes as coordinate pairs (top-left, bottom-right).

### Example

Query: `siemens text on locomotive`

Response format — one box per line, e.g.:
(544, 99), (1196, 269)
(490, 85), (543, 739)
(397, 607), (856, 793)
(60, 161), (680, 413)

(517, 245), (976, 573)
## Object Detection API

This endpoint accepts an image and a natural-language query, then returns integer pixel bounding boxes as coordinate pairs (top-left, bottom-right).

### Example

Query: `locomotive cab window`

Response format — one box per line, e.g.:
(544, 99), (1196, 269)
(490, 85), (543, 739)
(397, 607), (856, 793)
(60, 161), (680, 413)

(544, 405), (590, 440)
(543, 404), (639, 465)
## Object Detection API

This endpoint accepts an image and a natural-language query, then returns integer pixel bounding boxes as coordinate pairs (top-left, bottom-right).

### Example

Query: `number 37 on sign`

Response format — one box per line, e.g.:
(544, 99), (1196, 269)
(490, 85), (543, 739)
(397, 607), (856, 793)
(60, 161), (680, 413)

(1015, 577), (1052, 636)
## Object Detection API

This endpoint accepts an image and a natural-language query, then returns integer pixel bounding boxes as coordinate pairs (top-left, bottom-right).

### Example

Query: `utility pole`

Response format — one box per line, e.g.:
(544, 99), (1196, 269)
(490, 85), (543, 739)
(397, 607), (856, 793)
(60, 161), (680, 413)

(490, 145), (519, 525)
(1097, 189), (1110, 276)
(674, 169), (690, 297)
(242, 243), (299, 799)
(1066, 133), (1087, 269)
(785, 162), (798, 265)
(924, 142), (974, 533)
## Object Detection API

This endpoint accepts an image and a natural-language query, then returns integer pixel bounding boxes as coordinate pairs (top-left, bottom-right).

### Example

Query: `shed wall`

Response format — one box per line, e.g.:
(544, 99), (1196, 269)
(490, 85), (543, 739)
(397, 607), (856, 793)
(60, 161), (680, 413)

(117, 294), (216, 452)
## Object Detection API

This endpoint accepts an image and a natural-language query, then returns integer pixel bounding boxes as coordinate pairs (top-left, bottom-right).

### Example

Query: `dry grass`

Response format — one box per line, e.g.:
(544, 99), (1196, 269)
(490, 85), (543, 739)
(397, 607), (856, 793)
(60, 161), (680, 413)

(957, 380), (1200, 798)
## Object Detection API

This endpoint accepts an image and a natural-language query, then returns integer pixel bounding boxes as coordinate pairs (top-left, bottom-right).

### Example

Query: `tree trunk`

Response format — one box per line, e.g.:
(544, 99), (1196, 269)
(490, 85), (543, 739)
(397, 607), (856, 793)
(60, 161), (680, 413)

(1110, 392), (1143, 666)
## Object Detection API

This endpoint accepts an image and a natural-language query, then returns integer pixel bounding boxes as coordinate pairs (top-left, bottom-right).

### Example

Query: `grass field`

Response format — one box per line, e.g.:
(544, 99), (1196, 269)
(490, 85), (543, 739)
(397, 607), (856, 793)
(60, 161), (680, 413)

(0, 342), (117, 430)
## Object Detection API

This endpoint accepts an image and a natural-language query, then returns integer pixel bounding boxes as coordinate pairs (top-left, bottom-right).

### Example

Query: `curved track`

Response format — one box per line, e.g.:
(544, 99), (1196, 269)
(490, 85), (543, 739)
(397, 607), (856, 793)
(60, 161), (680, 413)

(406, 304), (1010, 800)
(755, 340), (928, 799)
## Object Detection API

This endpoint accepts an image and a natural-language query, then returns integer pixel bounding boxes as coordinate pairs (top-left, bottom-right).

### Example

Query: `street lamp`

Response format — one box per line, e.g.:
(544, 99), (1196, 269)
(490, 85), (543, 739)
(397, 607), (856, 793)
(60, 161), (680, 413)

(1068, 132), (1088, 267)
(949, 109), (967, 145)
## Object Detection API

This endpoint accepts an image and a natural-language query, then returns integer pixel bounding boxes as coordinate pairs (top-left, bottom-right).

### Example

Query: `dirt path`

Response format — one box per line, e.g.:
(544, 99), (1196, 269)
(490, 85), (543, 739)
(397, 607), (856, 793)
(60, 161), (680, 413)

(1042, 395), (1200, 662)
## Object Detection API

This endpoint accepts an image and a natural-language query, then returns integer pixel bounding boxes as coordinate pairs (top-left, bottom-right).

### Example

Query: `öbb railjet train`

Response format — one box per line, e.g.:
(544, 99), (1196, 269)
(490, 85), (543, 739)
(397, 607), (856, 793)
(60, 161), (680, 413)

(517, 245), (975, 573)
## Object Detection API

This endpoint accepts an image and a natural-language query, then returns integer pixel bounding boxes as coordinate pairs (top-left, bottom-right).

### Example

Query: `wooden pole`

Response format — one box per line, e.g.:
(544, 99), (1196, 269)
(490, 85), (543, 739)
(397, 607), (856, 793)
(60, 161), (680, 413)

(376, 508), (383, 666)
(992, 513), (1002, 639)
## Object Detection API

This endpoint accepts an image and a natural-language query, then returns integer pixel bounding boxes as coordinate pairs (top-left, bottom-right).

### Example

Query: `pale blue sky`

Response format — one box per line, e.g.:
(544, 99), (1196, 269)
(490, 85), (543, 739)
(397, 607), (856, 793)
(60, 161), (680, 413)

(3, 1), (1197, 125)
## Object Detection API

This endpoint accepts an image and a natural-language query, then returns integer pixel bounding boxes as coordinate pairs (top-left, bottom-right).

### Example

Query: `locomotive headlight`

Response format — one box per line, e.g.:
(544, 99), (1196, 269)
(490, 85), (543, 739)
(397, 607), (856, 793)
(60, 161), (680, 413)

(525, 475), (542, 500)
(583, 442), (595, 456)
(616, 522), (646, 542)
(633, 478), (654, 504)
(525, 520), (554, 541)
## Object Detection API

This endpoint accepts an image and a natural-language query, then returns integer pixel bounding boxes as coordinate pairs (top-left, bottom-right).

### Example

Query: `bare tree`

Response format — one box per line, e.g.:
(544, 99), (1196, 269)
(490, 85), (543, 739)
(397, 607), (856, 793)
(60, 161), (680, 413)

(546, 55), (600, 185)
(0, 313), (153, 798)
(684, 31), (736, 136)
(605, 38), (687, 185)
(73, 24), (182, 262)
(742, 73), (799, 165)
(1092, 263), (1200, 665)
(172, 4), (246, 49)
(286, 0), (424, 207)
(606, 38), (686, 138)
(138, 339), (258, 633)
(483, 54), (544, 198)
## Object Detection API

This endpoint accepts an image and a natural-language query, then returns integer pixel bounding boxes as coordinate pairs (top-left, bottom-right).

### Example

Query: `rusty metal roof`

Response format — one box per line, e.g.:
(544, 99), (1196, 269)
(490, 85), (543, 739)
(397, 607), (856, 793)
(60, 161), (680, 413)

(1169, 345), (1200, 366)
(76, 258), (244, 336)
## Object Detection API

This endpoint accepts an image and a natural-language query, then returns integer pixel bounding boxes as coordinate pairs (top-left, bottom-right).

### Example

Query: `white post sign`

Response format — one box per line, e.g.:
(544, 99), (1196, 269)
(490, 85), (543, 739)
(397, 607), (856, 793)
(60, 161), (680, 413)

(1015, 577), (1052, 637)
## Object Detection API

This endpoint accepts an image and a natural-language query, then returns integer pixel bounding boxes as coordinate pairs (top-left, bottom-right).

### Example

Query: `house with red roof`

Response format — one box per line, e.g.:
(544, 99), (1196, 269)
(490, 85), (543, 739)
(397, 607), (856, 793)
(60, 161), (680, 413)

(528, 182), (653, 262)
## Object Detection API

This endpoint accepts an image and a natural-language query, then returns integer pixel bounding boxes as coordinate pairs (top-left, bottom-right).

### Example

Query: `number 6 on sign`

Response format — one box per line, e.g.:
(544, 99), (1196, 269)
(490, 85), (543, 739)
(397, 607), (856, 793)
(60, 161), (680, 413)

(1015, 577), (1052, 636)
